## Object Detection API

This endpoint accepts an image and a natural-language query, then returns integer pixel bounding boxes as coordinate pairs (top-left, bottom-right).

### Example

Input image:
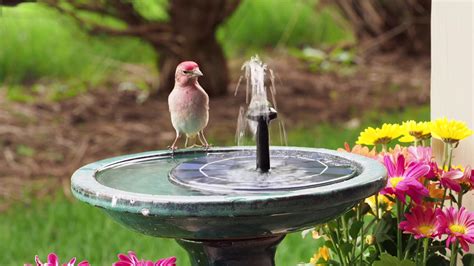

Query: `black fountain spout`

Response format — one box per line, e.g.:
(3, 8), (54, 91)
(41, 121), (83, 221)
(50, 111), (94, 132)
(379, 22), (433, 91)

(247, 107), (278, 173)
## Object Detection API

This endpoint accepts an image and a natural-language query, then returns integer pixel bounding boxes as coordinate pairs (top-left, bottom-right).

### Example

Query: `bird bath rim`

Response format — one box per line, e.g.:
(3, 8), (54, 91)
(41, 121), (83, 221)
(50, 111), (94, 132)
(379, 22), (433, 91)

(71, 146), (386, 217)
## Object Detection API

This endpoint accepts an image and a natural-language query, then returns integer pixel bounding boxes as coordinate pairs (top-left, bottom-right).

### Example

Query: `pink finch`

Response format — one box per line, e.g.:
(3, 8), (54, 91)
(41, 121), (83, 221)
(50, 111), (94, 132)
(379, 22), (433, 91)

(168, 61), (209, 150)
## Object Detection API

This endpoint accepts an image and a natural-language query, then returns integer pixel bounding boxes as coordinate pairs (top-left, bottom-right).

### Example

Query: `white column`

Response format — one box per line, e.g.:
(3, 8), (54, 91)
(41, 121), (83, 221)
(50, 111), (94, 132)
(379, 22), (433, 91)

(431, 0), (474, 211)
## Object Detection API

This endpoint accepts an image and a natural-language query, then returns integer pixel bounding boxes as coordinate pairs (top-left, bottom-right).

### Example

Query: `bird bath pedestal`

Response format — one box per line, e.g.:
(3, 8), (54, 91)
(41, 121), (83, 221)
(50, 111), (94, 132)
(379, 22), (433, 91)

(71, 147), (386, 266)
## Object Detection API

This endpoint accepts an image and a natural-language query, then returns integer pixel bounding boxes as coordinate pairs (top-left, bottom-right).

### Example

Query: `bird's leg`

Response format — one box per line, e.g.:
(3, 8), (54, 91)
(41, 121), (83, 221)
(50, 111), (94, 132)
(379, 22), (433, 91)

(168, 131), (180, 151)
(186, 135), (201, 148)
(198, 131), (210, 149)
(184, 136), (189, 148)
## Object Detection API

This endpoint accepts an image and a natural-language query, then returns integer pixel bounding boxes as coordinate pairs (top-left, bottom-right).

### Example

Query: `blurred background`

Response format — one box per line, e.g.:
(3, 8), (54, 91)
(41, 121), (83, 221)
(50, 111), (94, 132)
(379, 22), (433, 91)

(0, 0), (430, 264)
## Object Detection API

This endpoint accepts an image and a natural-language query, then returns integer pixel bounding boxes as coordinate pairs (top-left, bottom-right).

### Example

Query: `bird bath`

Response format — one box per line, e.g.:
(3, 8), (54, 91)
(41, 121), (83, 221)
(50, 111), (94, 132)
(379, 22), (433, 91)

(71, 57), (386, 265)
(72, 147), (385, 265)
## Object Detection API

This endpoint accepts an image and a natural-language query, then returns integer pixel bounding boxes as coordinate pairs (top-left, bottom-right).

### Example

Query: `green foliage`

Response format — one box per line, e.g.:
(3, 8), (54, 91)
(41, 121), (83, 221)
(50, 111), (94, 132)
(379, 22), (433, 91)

(0, 0), (352, 88)
(463, 254), (474, 266)
(0, 4), (156, 85)
(290, 46), (356, 74)
(219, 0), (352, 55)
(373, 253), (416, 266)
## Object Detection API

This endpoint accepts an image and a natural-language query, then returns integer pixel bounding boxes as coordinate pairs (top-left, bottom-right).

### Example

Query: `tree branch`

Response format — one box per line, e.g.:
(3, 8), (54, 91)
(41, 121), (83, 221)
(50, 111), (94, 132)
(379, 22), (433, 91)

(42, 0), (171, 37)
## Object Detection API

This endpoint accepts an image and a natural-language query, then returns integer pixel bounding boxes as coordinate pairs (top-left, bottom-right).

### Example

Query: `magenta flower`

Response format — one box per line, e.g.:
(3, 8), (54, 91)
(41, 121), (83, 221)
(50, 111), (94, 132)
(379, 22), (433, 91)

(28, 253), (89, 266)
(399, 205), (439, 239)
(408, 146), (432, 164)
(381, 154), (430, 203)
(440, 169), (464, 192)
(437, 207), (474, 252)
(113, 251), (176, 266)
(425, 161), (441, 180)
(461, 165), (474, 188)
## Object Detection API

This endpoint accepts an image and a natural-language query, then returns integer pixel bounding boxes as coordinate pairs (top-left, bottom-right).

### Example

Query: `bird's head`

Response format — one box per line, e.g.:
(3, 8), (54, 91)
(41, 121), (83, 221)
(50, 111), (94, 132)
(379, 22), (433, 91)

(175, 61), (203, 86)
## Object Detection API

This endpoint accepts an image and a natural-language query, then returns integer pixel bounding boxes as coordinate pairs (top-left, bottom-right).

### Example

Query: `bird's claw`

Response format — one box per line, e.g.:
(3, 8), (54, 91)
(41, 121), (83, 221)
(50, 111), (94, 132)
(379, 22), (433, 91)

(168, 145), (178, 151)
(186, 144), (202, 149)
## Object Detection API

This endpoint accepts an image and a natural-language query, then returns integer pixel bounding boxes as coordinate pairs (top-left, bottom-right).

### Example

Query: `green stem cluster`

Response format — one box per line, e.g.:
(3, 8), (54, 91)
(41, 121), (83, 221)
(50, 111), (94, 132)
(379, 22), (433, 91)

(396, 199), (403, 259)
(450, 240), (459, 266)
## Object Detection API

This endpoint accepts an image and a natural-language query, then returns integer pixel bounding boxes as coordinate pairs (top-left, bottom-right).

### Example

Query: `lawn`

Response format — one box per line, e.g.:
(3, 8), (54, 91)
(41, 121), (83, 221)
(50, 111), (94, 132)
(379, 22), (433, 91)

(0, 105), (430, 265)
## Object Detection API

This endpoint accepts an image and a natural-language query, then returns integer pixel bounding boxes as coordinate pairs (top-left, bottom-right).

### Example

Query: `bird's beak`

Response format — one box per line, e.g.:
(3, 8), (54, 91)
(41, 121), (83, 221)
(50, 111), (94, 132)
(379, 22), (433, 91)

(192, 68), (203, 77)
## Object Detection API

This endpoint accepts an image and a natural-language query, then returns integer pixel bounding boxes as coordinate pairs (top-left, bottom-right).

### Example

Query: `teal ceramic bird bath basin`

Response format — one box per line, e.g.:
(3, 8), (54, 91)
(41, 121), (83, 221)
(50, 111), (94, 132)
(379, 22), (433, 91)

(71, 146), (386, 266)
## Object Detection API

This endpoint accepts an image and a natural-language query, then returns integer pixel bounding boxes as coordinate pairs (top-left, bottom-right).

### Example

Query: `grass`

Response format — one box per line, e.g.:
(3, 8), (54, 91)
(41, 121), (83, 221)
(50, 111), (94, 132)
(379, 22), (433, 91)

(0, 0), (352, 87)
(0, 105), (429, 265)
(0, 4), (156, 85)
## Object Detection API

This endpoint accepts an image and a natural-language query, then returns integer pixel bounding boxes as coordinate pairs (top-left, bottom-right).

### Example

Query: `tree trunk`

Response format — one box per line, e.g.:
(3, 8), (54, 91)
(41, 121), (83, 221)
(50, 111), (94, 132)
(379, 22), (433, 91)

(329, 0), (431, 55)
(154, 0), (239, 97)
(156, 36), (229, 97)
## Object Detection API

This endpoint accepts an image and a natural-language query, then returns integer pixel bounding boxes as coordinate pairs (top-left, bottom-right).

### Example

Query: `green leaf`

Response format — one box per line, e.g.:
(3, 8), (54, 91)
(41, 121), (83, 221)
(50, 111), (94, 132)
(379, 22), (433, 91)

(374, 215), (394, 244)
(349, 221), (364, 239)
(340, 242), (353, 257)
(325, 240), (335, 252)
(463, 254), (474, 266)
(344, 209), (357, 220)
(373, 253), (416, 266)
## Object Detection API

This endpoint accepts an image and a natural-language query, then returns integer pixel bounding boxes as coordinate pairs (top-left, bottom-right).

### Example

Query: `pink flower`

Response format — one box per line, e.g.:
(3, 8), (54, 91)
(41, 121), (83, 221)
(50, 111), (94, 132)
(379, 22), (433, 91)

(437, 207), (474, 252)
(113, 251), (176, 266)
(440, 169), (464, 192)
(407, 146), (432, 164)
(380, 154), (430, 203)
(460, 165), (474, 188)
(425, 161), (441, 180)
(29, 253), (89, 266)
(399, 205), (439, 239)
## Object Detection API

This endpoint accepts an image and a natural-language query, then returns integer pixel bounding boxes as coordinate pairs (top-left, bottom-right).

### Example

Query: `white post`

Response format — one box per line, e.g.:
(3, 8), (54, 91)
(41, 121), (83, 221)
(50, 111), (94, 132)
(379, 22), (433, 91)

(431, 0), (474, 212)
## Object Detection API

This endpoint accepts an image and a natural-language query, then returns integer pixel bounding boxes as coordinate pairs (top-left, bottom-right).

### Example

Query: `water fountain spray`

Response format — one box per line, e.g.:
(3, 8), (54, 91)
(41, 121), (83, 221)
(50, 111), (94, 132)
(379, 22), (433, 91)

(241, 56), (278, 172)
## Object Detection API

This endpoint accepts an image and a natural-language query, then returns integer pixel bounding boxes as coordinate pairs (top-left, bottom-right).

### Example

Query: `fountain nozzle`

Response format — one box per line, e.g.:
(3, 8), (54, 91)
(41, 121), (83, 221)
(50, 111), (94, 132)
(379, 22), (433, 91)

(247, 107), (277, 173)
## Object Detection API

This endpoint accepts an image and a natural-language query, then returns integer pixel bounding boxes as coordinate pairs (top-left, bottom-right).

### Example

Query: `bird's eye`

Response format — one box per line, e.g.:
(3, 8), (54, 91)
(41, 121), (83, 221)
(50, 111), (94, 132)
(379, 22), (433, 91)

(183, 70), (192, 74)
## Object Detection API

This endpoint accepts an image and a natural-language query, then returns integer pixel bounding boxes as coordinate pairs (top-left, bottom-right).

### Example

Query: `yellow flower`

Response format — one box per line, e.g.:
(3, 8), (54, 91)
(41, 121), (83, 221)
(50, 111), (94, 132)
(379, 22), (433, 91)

(365, 235), (376, 245)
(431, 117), (473, 144)
(356, 123), (403, 146)
(399, 120), (432, 142)
(365, 194), (394, 215)
(309, 246), (330, 265)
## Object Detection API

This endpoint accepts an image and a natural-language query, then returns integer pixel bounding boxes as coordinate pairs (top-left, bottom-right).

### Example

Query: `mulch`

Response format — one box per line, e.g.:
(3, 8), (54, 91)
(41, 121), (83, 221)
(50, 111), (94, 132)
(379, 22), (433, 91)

(0, 51), (430, 206)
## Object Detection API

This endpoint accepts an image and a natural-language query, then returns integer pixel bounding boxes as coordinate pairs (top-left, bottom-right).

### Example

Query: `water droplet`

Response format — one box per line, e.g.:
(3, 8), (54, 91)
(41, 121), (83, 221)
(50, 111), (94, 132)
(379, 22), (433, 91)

(141, 208), (150, 216)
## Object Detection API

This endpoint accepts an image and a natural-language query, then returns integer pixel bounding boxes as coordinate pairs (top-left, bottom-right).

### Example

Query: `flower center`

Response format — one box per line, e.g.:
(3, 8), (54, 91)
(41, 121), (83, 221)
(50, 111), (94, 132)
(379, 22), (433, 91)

(374, 137), (392, 145)
(409, 131), (424, 139)
(390, 177), (404, 188)
(418, 225), (433, 236)
(449, 224), (466, 234)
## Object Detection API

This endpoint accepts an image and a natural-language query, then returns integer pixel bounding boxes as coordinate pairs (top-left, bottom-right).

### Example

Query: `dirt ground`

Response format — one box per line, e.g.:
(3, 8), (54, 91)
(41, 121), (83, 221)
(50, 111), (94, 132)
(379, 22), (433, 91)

(0, 52), (430, 204)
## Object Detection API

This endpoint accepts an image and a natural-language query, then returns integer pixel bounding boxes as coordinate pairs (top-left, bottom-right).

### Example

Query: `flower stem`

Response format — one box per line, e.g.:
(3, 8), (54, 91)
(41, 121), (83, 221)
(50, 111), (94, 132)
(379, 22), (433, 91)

(422, 238), (429, 266)
(446, 143), (454, 171)
(324, 226), (346, 266)
(449, 240), (459, 266)
(414, 239), (422, 265)
(458, 191), (464, 208)
(442, 142), (448, 170)
(374, 194), (380, 220)
(396, 199), (403, 259)
(440, 189), (447, 209)
(403, 235), (414, 259)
